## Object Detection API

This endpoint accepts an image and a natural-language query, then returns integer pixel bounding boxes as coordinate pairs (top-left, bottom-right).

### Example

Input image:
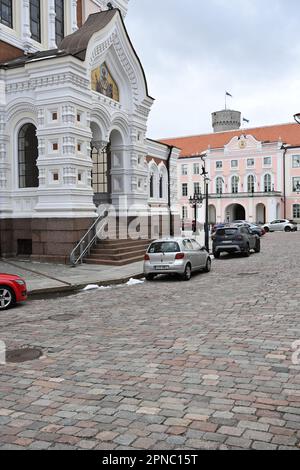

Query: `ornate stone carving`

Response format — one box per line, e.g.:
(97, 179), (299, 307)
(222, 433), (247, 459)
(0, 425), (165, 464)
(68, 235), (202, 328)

(37, 108), (45, 126)
(6, 73), (89, 95)
(91, 140), (108, 151)
(63, 166), (77, 185)
(63, 136), (76, 155)
(0, 168), (8, 189)
(62, 105), (75, 125)
(48, 0), (56, 49)
(38, 168), (46, 186)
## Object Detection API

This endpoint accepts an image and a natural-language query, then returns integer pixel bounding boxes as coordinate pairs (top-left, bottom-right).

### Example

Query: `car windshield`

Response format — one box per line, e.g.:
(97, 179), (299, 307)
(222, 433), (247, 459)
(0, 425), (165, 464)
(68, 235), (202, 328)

(148, 241), (180, 253)
(217, 228), (238, 236)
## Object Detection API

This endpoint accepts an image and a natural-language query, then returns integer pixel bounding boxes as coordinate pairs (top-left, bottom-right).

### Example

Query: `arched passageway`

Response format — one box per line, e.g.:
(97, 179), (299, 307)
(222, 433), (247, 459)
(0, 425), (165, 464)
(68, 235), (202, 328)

(225, 204), (246, 223)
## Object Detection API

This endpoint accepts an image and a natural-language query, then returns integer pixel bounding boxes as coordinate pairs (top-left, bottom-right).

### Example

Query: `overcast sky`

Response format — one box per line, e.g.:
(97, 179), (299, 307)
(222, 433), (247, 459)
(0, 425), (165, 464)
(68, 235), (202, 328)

(125, 0), (300, 139)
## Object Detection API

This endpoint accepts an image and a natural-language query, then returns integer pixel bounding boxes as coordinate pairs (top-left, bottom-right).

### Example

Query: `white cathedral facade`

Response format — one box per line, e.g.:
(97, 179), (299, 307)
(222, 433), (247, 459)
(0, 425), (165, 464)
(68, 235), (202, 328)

(0, 1), (179, 262)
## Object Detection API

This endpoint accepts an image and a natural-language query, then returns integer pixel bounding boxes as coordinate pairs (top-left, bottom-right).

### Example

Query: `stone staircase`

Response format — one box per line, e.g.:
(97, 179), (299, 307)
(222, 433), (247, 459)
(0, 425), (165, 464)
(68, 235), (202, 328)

(84, 239), (152, 266)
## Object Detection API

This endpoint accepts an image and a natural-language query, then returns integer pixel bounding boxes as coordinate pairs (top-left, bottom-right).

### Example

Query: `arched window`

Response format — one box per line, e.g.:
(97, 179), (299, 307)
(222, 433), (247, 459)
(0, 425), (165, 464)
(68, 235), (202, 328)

(159, 175), (163, 199)
(149, 162), (158, 199)
(247, 175), (255, 193)
(91, 143), (111, 195)
(264, 174), (272, 192)
(18, 123), (39, 188)
(158, 164), (168, 200)
(232, 176), (239, 194)
(150, 174), (154, 198)
(216, 177), (223, 194)
(55, 0), (65, 46)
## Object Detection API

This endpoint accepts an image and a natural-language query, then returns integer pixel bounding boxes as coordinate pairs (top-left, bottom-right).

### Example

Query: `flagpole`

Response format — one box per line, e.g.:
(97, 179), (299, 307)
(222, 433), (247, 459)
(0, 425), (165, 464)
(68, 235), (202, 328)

(225, 91), (227, 110)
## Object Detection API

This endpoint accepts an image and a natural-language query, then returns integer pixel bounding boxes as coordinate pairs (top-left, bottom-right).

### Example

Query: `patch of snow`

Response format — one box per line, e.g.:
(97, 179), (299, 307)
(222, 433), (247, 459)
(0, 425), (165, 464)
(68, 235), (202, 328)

(82, 284), (111, 291)
(82, 278), (143, 291)
(126, 278), (144, 286)
(82, 285), (100, 291)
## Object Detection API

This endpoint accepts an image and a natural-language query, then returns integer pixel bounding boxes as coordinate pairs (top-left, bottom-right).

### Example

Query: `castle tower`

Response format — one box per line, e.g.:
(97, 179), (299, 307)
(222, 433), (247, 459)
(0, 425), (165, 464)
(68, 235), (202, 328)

(212, 109), (241, 133)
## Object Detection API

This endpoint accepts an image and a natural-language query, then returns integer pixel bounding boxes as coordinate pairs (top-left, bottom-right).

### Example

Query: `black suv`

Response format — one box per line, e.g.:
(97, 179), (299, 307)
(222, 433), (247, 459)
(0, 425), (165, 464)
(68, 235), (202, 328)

(212, 225), (260, 258)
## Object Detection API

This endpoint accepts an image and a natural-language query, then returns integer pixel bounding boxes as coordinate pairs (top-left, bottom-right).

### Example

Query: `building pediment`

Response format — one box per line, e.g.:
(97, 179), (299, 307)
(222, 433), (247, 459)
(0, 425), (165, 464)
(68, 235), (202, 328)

(225, 134), (262, 152)
(59, 9), (152, 109)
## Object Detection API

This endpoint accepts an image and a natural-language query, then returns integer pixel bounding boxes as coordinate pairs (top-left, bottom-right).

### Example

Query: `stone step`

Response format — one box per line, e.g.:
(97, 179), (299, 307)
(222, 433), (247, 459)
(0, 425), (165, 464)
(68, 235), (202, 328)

(85, 254), (144, 266)
(97, 239), (152, 248)
(91, 244), (150, 256)
(88, 249), (146, 261)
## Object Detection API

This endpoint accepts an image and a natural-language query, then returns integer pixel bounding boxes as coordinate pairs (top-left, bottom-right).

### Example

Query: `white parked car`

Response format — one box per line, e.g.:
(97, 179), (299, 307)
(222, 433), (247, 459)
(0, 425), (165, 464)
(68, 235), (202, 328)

(263, 219), (297, 233)
(144, 238), (211, 281)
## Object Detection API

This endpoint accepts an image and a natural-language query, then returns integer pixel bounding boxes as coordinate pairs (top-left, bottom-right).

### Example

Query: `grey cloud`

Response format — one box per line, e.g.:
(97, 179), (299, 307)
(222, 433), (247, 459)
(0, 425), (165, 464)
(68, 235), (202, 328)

(126, 0), (300, 137)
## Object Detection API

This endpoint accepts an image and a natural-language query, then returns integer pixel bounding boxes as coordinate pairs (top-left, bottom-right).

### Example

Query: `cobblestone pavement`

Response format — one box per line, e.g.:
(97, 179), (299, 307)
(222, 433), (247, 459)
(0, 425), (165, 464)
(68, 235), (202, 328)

(1, 232), (300, 450)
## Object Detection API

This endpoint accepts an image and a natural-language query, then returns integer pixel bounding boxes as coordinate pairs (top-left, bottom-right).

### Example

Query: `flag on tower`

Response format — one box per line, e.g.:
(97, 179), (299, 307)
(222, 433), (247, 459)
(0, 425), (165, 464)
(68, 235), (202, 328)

(243, 117), (250, 123)
(226, 91), (233, 97)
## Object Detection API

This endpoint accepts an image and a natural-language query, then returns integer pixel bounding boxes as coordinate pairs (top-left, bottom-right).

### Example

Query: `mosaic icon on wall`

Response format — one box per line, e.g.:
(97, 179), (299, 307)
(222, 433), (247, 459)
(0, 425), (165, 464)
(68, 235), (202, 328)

(91, 62), (119, 102)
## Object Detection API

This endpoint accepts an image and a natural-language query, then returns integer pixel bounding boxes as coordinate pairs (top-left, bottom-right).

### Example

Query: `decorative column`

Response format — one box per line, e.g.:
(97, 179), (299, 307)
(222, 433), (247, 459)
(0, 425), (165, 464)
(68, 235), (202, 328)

(48, 0), (57, 49)
(70, 0), (78, 33)
(0, 74), (11, 217)
(35, 99), (96, 218)
(21, 0), (32, 52)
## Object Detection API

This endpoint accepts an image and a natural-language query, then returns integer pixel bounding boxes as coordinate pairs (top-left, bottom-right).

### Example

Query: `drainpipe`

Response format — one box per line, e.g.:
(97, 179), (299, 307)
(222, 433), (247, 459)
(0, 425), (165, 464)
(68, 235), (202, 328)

(281, 145), (288, 219)
(167, 145), (174, 236)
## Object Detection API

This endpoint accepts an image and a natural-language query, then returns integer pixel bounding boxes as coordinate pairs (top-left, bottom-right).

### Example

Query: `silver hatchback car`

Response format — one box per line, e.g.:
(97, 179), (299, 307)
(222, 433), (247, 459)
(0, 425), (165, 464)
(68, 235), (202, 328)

(144, 238), (212, 281)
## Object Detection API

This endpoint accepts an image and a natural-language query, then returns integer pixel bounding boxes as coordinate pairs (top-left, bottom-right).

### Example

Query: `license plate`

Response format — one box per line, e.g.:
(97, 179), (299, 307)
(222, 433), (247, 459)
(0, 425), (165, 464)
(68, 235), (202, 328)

(155, 265), (169, 270)
(222, 241), (232, 244)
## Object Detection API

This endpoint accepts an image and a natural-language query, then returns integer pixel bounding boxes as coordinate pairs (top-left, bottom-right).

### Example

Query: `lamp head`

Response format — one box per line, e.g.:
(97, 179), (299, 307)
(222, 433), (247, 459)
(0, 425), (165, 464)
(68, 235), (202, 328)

(294, 113), (300, 125)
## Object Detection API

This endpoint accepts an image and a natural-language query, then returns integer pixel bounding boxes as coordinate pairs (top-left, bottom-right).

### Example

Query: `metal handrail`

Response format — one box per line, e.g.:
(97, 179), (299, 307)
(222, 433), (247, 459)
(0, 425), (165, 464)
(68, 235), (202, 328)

(70, 210), (107, 266)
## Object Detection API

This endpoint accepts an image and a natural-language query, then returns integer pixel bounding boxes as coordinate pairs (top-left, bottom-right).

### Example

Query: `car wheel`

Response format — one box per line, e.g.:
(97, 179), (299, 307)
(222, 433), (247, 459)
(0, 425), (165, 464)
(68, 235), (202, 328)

(243, 245), (250, 257)
(204, 257), (212, 273)
(0, 285), (16, 310)
(264, 227), (269, 233)
(182, 263), (192, 281)
(213, 251), (220, 259)
(285, 226), (292, 232)
(145, 274), (155, 281)
(254, 240), (261, 253)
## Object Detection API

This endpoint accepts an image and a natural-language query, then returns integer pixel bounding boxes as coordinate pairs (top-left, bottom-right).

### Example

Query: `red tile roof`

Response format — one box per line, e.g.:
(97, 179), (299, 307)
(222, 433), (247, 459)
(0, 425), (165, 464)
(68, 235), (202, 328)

(160, 122), (300, 158)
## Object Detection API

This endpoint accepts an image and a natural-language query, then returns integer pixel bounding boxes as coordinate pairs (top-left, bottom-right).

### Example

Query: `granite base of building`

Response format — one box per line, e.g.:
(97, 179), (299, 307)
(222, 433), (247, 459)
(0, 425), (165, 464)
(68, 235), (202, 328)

(0, 218), (94, 264)
(0, 213), (181, 264)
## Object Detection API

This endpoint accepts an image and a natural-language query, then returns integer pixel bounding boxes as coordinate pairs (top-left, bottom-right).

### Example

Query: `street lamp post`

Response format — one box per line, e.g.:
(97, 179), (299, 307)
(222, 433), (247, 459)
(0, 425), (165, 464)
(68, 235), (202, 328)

(189, 192), (203, 234)
(200, 154), (210, 252)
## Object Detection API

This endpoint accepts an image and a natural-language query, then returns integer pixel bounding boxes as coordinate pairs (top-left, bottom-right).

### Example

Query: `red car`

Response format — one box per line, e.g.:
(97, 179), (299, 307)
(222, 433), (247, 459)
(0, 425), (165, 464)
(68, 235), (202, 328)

(0, 274), (27, 311)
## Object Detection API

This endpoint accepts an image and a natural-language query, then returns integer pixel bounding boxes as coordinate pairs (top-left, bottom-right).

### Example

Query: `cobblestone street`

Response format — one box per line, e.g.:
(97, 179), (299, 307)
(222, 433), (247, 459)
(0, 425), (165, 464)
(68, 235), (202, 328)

(1, 232), (300, 450)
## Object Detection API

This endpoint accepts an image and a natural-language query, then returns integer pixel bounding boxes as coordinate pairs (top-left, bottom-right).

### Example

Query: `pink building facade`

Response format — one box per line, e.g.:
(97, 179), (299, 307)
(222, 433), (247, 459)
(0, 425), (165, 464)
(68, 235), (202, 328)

(163, 123), (300, 227)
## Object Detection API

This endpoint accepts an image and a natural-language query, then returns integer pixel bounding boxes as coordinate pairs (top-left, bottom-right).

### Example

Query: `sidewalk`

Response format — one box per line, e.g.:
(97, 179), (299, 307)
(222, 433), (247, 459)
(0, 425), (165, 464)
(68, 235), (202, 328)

(0, 258), (144, 295)
(0, 232), (210, 296)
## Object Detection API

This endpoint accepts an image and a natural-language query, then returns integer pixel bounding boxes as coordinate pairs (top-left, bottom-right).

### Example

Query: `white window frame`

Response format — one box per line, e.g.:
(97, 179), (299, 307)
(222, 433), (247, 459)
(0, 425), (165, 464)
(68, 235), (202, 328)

(264, 173), (272, 192)
(182, 206), (188, 219)
(193, 163), (200, 175)
(292, 177), (300, 192)
(181, 164), (188, 176)
(193, 182), (200, 195)
(293, 204), (300, 218)
(216, 177), (223, 194)
(231, 175), (239, 194)
(292, 155), (300, 168)
(231, 160), (238, 169)
(263, 156), (272, 167)
(247, 174), (255, 193)
(246, 158), (255, 168)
